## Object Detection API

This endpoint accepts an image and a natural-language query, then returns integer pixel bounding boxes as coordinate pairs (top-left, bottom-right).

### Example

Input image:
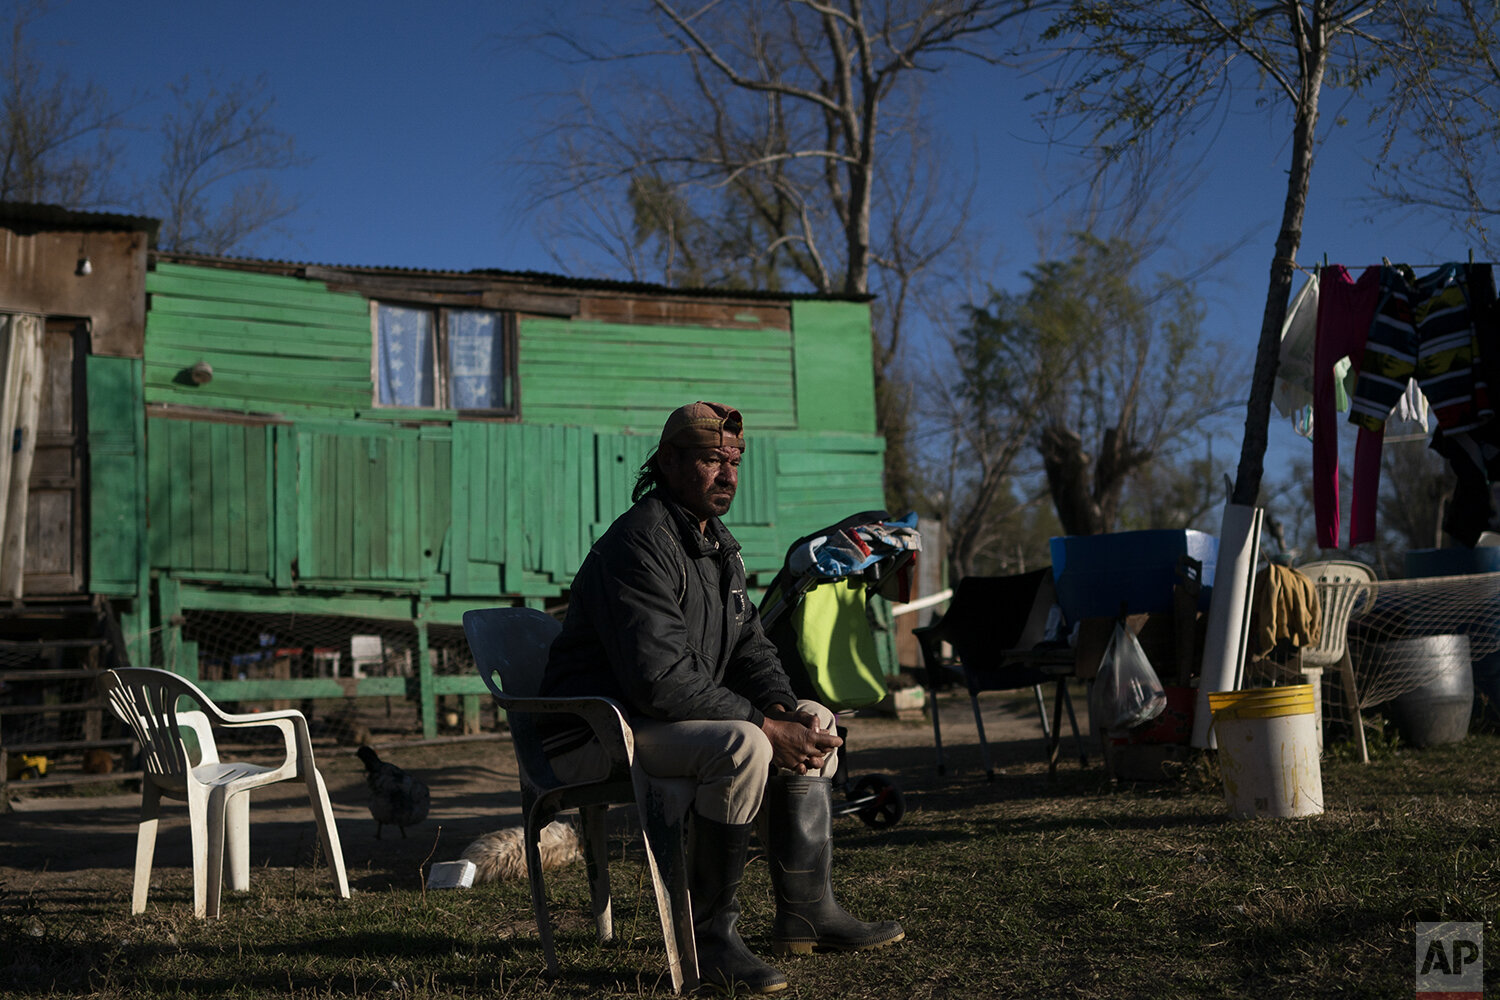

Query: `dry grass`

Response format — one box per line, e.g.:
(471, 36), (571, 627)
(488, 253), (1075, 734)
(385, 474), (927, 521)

(3, 719), (1498, 998)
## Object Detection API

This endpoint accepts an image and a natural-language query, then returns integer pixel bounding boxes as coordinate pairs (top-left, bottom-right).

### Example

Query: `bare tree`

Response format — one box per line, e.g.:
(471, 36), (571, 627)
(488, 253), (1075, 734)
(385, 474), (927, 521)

(1118, 441), (1226, 532)
(0, 1), (127, 206)
(930, 231), (1231, 579)
(528, 0), (1033, 511)
(1369, 0), (1500, 247)
(1036, 238), (1234, 538)
(1036, 1), (1500, 511)
(152, 75), (304, 255)
(923, 294), (1058, 580)
(0, 5), (303, 255)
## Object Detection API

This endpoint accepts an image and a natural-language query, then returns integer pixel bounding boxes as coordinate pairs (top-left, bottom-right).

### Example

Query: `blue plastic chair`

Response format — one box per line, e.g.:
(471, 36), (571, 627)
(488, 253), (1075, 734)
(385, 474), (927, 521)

(462, 607), (698, 993)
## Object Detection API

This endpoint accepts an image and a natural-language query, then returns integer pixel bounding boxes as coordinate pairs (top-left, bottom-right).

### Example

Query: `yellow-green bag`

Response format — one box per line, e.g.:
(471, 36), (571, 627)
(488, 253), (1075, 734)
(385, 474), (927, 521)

(788, 578), (888, 712)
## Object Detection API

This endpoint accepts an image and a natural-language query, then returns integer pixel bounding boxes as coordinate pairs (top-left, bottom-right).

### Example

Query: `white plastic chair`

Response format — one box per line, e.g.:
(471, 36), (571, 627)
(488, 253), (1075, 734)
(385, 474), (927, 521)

(462, 607), (698, 994)
(1296, 560), (1378, 762)
(101, 667), (351, 918)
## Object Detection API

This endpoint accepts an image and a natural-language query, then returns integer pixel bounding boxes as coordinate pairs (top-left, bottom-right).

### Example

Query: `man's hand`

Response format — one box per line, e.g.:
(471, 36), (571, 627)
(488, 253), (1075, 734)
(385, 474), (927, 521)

(760, 712), (842, 774)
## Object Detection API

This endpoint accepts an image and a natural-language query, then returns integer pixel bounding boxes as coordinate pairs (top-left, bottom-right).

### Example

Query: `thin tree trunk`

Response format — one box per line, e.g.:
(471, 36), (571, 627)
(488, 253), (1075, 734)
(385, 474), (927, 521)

(1231, 7), (1328, 506)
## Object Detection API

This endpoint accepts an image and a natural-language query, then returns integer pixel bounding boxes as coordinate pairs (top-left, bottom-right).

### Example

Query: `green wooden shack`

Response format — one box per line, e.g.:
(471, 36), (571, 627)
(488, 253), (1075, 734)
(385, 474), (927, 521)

(1, 202), (889, 773)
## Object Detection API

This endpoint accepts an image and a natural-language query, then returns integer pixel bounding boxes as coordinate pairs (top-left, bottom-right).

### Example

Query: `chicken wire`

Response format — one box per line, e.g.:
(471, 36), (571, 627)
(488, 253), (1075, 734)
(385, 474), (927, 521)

(0, 638), (118, 748)
(1343, 573), (1500, 707)
(162, 608), (494, 738)
(1255, 573), (1500, 735)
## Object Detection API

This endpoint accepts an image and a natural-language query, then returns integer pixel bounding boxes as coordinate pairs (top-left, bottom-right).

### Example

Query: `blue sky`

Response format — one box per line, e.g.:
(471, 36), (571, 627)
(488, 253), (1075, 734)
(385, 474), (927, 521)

(26, 0), (1485, 513)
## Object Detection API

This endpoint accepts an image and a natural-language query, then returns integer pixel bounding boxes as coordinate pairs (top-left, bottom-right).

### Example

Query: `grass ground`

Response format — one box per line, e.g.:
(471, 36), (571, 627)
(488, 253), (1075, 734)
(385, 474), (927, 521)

(2, 695), (1497, 998)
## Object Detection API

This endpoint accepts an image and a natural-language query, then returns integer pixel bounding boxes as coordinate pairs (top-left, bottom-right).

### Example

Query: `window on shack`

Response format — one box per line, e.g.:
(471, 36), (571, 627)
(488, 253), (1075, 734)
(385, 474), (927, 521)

(374, 303), (516, 414)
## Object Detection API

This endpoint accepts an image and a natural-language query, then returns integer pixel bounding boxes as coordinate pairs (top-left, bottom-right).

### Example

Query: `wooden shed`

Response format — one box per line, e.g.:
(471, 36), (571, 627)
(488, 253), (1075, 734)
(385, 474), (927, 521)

(1, 202), (890, 775)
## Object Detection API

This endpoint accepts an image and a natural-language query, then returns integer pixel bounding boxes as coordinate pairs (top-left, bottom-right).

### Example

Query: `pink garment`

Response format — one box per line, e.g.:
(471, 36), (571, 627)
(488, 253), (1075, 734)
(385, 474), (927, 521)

(1313, 266), (1383, 548)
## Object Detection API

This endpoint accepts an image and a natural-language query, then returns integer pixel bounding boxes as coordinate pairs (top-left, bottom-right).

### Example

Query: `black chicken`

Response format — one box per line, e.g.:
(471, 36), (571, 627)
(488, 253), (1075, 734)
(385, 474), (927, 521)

(356, 745), (430, 839)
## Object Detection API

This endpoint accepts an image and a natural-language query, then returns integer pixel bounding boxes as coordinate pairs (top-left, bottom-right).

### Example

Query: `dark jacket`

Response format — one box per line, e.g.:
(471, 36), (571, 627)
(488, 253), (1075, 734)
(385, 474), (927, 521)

(539, 489), (797, 754)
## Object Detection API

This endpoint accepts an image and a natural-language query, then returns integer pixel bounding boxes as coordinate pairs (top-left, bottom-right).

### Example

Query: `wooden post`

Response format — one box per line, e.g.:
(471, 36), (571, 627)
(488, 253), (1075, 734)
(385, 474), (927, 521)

(1338, 650), (1369, 764)
(159, 576), (183, 674)
(416, 603), (436, 739)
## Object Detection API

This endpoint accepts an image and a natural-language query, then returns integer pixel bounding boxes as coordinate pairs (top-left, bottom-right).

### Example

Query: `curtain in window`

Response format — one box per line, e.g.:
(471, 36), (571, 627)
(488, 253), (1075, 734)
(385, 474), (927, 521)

(448, 309), (505, 409)
(376, 305), (434, 406)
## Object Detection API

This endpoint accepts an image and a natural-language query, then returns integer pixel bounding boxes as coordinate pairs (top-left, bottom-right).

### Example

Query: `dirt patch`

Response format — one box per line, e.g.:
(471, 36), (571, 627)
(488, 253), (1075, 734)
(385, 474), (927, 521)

(0, 689), (1087, 907)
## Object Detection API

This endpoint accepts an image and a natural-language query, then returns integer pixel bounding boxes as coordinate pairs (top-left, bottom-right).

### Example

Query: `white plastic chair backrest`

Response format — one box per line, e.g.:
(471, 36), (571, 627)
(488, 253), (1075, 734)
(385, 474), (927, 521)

(102, 668), (220, 783)
(1298, 559), (1377, 667)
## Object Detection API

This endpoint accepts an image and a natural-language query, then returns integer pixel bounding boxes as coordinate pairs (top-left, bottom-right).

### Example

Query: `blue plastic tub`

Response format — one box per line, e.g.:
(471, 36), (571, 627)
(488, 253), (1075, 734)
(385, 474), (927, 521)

(1049, 530), (1218, 624)
(1405, 546), (1500, 577)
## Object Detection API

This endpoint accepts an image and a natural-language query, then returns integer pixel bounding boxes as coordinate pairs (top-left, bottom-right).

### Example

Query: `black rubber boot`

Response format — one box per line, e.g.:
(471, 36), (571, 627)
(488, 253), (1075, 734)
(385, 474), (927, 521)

(764, 774), (906, 956)
(690, 814), (788, 994)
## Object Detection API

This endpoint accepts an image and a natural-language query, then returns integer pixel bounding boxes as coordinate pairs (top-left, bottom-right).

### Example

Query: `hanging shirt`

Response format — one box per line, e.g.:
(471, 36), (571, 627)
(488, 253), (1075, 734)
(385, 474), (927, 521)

(1350, 263), (1492, 434)
(1346, 263), (1497, 548)
(1313, 265), (1383, 549)
(1429, 264), (1500, 546)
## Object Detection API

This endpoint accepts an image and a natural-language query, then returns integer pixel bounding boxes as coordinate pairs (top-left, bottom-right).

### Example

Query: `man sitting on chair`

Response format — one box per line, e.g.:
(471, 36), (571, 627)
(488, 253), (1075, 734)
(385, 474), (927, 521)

(540, 401), (904, 994)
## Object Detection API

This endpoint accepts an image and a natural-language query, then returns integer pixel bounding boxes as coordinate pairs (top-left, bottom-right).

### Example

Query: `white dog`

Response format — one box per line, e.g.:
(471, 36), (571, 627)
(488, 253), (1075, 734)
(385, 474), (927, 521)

(461, 819), (582, 883)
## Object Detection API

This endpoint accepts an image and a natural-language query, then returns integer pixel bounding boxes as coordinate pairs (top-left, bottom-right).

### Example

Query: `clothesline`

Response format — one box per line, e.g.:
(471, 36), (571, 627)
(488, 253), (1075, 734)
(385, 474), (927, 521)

(1292, 257), (1500, 275)
(1283, 256), (1500, 550)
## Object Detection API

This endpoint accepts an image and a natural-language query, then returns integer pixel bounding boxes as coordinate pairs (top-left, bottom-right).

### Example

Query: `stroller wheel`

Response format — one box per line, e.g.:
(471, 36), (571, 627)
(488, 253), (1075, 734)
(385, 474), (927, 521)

(851, 773), (905, 828)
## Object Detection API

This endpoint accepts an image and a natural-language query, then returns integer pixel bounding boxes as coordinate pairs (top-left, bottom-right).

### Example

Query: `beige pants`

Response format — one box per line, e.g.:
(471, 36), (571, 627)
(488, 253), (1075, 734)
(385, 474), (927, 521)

(549, 698), (836, 825)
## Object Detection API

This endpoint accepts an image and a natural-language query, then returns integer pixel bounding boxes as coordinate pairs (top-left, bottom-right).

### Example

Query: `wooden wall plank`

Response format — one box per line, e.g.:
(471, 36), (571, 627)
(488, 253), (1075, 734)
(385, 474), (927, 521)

(143, 363), (371, 404)
(564, 424), (582, 573)
(578, 296), (791, 330)
(273, 426), (296, 588)
(210, 423), (240, 572)
(245, 427), (269, 575)
(419, 429), (450, 583)
(790, 300), (874, 433)
(519, 317), (796, 431)
(399, 437), (417, 579)
(405, 435), (423, 579)
(145, 286), (370, 329)
(87, 356), (142, 593)
(149, 264), (372, 315)
(146, 313), (370, 354)
(448, 425), (472, 594)
(295, 432), (317, 578)
(336, 435), (355, 578)
(503, 423), (522, 594)
(149, 344), (368, 382)
(167, 420), (194, 567)
(486, 424), (507, 563)
(458, 423), (482, 563)
(188, 422), (212, 569)
(146, 262), (374, 416)
(531, 425), (547, 578)
(371, 437), (388, 579)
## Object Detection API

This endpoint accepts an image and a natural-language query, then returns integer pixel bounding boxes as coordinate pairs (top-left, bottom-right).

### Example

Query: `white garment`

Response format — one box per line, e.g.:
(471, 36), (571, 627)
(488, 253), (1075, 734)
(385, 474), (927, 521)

(1273, 274), (1320, 418)
(1396, 378), (1431, 431)
(1273, 273), (1354, 426)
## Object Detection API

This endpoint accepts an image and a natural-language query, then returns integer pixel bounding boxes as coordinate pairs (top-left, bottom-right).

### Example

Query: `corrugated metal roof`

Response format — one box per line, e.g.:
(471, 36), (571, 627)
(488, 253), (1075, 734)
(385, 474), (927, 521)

(0, 201), (161, 240)
(154, 249), (874, 303)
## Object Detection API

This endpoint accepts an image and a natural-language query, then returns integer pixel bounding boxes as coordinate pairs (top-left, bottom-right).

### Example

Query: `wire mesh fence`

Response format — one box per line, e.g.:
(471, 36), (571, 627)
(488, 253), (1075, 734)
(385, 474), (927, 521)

(159, 608), (496, 739)
(0, 639), (115, 748)
(1252, 573), (1500, 736)
(1344, 573), (1500, 713)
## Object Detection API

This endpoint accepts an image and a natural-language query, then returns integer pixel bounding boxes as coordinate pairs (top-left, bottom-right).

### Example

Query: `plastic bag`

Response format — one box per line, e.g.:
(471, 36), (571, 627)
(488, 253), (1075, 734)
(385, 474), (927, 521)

(1091, 622), (1167, 731)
